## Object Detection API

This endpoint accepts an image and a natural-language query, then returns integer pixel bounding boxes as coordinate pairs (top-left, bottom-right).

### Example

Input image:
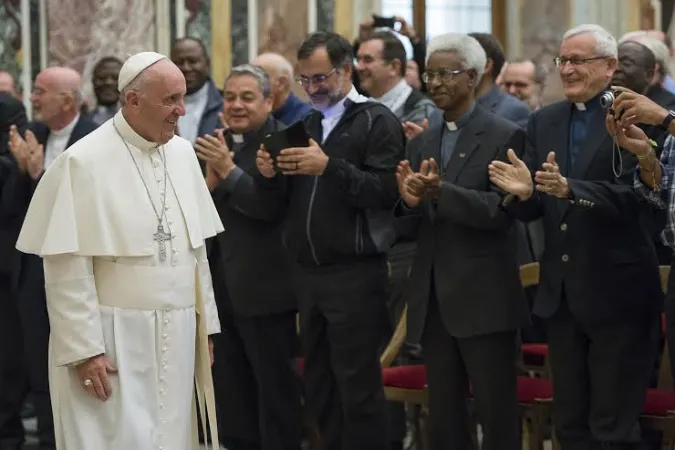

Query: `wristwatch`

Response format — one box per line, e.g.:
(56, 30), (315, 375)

(660, 110), (675, 130)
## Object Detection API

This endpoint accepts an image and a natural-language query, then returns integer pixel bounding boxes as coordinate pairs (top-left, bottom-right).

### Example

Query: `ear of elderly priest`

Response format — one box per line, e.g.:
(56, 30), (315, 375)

(14, 52), (224, 450)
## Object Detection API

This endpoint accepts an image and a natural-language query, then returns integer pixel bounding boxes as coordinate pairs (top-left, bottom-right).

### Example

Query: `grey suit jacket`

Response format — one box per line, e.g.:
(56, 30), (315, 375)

(399, 104), (529, 342)
(478, 84), (531, 129)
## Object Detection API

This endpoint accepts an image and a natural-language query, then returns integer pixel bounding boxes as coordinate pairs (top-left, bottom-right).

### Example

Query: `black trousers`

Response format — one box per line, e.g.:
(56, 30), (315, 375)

(0, 277), (27, 450)
(664, 256), (675, 383)
(211, 309), (302, 450)
(15, 256), (54, 449)
(421, 295), (520, 450)
(294, 257), (390, 450)
(548, 300), (659, 450)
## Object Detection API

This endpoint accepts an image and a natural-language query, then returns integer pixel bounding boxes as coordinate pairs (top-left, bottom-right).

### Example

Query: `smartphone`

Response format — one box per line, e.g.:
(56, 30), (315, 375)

(262, 121), (311, 171)
(372, 14), (396, 28)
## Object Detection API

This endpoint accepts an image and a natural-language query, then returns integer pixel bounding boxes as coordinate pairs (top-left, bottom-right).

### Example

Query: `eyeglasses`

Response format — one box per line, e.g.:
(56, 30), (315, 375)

(502, 81), (532, 89)
(422, 68), (467, 84)
(553, 56), (607, 68)
(296, 69), (337, 87)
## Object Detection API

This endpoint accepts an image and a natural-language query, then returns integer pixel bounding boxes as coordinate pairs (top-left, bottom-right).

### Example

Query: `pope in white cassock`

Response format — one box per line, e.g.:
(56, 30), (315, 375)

(15, 52), (224, 449)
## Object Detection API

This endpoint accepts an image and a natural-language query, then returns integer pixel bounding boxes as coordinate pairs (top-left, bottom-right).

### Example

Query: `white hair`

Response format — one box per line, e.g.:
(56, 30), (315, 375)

(119, 69), (153, 106)
(274, 57), (294, 79)
(562, 24), (618, 58)
(426, 33), (487, 79)
(623, 34), (669, 65)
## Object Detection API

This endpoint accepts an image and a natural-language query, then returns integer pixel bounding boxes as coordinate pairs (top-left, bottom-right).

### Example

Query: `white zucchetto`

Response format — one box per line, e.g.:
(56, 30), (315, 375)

(117, 52), (167, 91)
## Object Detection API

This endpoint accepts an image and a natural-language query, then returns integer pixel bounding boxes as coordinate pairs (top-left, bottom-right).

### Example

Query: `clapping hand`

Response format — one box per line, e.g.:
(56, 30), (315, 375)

(534, 152), (569, 198)
(403, 119), (428, 140)
(396, 160), (422, 207)
(195, 115), (235, 179)
(8, 126), (44, 179)
(395, 158), (442, 207)
(256, 146), (276, 178)
(488, 149), (534, 200)
(75, 354), (118, 401)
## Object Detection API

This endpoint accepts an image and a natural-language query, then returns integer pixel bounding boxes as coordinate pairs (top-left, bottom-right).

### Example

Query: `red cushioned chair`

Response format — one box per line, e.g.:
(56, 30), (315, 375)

(520, 263), (551, 379)
(381, 264), (556, 450)
(639, 266), (675, 449)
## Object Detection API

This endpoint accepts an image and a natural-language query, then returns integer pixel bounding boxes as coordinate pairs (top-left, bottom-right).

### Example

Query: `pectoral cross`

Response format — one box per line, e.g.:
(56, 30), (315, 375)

(153, 224), (172, 261)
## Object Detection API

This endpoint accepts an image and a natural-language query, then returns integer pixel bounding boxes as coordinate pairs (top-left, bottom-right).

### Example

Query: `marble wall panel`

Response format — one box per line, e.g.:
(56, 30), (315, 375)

(257, 0), (309, 66)
(47, 0), (156, 107)
(186, 0), (212, 55)
(317, 0), (334, 32)
(517, 0), (571, 105)
(0, 0), (24, 89)
(230, 0), (248, 66)
(0, 0), (42, 98)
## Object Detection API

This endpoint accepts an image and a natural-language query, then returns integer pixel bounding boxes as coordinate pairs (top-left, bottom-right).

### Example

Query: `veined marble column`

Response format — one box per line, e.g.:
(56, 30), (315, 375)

(506, 0), (572, 105)
(47, 0), (156, 105)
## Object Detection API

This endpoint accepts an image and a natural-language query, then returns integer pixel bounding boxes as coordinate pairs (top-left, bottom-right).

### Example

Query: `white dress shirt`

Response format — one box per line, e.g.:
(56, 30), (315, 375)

(374, 79), (412, 114)
(178, 83), (210, 145)
(45, 114), (79, 169)
(320, 86), (368, 143)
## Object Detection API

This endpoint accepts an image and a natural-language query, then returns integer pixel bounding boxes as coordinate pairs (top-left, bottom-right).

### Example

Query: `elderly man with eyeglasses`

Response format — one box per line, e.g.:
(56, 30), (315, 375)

(489, 24), (662, 450)
(394, 32), (528, 450)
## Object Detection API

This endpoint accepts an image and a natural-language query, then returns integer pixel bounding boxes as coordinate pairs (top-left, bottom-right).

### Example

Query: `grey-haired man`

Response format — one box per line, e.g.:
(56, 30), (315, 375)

(195, 64), (302, 450)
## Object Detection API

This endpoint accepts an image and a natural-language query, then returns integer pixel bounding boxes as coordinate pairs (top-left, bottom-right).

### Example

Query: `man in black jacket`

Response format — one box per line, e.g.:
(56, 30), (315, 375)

(489, 24), (662, 450)
(396, 32), (527, 450)
(0, 92), (29, 450)
(1, 67), (96, 450)
(195, 64), (301, 450)
(256, 31), (405, 450)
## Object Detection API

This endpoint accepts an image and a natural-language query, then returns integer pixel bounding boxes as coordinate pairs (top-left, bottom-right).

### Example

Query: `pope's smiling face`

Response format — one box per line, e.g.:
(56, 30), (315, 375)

(123, 59), (187, 144)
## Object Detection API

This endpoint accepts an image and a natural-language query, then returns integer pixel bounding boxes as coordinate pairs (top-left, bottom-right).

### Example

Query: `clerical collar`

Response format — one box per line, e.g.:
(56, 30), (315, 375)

(113, 110), (161, 151)
(228, 118), (273, 146)
(51, 113), (80, 136)
(571, 91), (603, 112)
(445, 102), (475, 131)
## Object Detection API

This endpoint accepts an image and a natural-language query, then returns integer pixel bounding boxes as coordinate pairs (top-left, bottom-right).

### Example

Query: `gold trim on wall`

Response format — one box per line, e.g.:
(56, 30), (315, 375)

(334, 0), (353, 40)
(211, 0), (231, 90)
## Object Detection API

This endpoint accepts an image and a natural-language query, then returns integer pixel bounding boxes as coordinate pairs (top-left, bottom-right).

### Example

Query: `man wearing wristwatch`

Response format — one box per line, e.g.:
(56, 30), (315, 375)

(488, 24), (662, 450)
(613, 85), (675, 385)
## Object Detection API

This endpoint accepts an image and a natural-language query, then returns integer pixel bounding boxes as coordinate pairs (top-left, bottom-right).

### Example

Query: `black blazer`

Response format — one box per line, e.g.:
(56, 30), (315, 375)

(0, 114), (97, 290)
(0, 93), (28, 278)
(1, 115), (98, 220)
(401, 105), (528, 343)
(208, 117), (297, 317)
(506, 101), (663, 323)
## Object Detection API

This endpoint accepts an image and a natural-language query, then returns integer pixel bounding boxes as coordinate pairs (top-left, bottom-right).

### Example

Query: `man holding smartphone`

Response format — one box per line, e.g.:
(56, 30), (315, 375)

(256, 31), (405, 450)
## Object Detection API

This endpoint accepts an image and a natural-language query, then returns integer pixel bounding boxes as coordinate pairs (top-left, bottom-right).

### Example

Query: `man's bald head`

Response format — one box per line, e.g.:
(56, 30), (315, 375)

(0, 72), (16, 97)
(252, 53), (294, 79)
(121, 58), (187, 145)
(250, 52), (295, 111)
(31, 66), (83, 129)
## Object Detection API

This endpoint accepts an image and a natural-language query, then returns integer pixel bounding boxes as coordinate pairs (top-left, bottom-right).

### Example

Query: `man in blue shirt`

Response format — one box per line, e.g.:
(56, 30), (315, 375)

(252, 53), (313, 126)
